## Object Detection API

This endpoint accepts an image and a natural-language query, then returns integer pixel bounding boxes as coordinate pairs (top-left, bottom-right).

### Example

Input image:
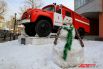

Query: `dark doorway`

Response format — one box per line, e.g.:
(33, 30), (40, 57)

(89, 18), (99, 35)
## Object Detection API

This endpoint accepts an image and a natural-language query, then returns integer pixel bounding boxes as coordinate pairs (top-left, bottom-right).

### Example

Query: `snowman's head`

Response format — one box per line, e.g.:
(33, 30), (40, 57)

(60, 24), (75, 39)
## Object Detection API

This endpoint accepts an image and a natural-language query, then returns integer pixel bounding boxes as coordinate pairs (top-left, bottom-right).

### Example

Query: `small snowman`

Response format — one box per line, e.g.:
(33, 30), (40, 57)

(53, 23), (84, 69)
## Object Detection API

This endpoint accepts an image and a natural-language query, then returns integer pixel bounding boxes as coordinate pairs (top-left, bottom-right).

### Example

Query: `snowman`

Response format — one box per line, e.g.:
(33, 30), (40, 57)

(53, 23), (84, 69)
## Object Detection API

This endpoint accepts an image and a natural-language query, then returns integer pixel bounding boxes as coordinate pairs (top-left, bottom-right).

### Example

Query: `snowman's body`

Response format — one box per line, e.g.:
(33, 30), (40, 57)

(53, 25), (84, 68)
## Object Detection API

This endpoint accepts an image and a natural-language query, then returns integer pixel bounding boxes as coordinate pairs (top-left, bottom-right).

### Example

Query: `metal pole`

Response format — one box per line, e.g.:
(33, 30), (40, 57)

(13, 13), (17, 40)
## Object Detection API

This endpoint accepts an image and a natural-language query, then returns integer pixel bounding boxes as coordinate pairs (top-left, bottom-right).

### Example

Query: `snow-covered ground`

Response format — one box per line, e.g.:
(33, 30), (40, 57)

(0, 38), (103, 69)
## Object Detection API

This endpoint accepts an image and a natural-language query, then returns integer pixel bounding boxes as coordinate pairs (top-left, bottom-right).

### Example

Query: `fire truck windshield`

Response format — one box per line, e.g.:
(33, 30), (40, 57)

(43, 6), (55, 12)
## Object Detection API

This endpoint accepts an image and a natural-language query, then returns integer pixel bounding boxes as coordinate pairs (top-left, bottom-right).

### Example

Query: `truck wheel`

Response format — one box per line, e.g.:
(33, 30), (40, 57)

(78, 28), (85, 39)
(75, 28), (85, 39)
(24, 24), (36, 36)
(35, 20), (52, 37)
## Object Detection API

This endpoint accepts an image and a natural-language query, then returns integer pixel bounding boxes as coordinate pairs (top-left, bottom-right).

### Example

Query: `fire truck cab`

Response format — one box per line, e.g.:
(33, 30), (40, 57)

(21, 3), (90, 37)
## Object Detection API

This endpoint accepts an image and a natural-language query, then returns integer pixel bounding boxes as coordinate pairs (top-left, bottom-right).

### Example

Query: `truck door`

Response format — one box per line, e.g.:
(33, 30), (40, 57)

(62, 9), (73, 25)
(54, 6), (63, 26)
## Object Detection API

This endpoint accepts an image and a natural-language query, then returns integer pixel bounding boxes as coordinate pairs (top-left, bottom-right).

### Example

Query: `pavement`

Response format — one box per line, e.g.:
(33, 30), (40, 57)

(84, 35), (103, 41)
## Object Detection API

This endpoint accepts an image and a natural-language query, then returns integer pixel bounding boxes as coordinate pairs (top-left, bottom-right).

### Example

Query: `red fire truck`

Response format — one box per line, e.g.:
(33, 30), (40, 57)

(21, 3), (90, 37)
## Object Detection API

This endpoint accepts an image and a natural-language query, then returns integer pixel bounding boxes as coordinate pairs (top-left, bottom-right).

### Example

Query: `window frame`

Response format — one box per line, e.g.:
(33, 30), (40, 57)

(42, 5), (55, 12)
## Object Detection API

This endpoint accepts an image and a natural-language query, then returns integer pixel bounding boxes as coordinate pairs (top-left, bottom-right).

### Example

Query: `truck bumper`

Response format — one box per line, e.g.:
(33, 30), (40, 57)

(21, 19), (30, 24)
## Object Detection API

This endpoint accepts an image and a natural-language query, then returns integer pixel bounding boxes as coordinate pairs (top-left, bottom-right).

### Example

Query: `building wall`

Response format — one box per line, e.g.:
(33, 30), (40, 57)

(102, 0), (103, 11)
(99, 0), (103, 38)
(75, 0), (103, 14)
(75, 0), (103, 39)
(99, 12), (103, 38)
(75, 0), (94, 10)
(0, 19), (6, 30)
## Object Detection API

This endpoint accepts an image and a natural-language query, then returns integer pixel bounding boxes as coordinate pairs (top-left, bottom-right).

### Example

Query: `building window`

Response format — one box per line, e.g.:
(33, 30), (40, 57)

(75, 0), (95, 10)
(75, 0), (80, 9)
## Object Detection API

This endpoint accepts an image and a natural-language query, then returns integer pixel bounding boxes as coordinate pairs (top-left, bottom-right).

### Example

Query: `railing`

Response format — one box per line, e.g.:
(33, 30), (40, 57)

(0, 31), (20, 42)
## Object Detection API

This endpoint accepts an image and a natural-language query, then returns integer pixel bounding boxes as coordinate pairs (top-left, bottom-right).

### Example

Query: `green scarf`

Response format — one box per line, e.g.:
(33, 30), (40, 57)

(62, 25), (74, 61)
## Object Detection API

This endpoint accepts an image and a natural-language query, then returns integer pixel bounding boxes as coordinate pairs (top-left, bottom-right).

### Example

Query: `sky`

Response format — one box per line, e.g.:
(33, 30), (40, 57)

(5, 0), (74, 21)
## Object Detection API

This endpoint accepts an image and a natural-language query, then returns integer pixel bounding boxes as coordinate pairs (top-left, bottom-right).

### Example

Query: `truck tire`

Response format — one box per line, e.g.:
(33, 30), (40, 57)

(75, 28), (85, 39)
(78, 28), (85, 39)
(24, 23), (36, 36)
(35, 20), (52, 37)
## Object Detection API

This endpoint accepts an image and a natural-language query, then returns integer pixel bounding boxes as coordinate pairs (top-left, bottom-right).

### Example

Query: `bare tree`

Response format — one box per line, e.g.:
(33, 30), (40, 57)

(0, 0), (7, 15)
(18, 0), (43, 16)
(18, 5), (29, 17)
(24, 0), (43, 9)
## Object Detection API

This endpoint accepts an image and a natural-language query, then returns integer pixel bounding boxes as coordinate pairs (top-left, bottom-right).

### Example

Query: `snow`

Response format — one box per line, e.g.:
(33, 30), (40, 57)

(53, 39), (84, 68)
(0, 39), (103, 69)
(83, 40), (103, 69)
